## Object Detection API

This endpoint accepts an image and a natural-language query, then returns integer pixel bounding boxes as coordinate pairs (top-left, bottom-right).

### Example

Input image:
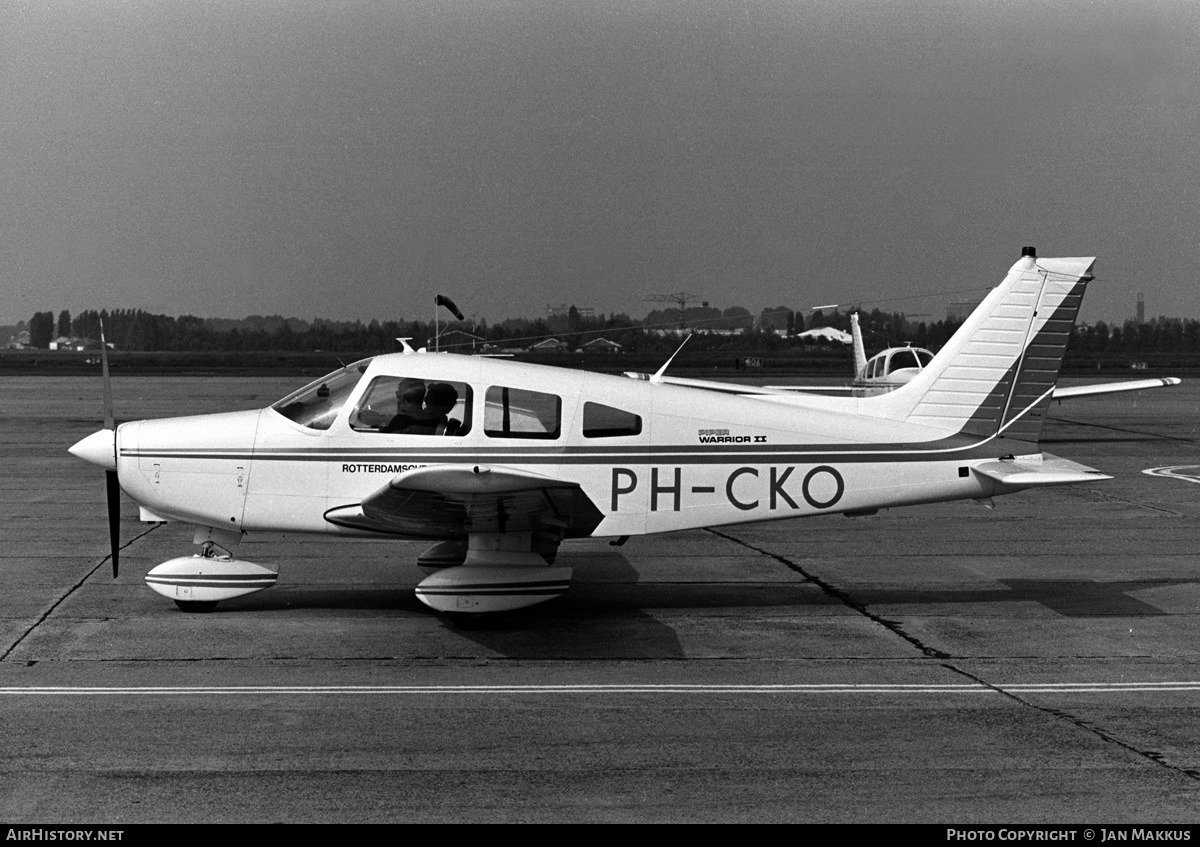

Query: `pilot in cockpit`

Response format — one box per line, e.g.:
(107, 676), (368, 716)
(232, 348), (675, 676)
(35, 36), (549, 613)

(382, 378), (428, 433)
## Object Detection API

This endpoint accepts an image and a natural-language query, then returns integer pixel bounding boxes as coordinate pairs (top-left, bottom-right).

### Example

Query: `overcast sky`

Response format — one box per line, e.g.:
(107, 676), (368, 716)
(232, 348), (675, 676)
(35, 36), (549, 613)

(3, 0), (1198, 327)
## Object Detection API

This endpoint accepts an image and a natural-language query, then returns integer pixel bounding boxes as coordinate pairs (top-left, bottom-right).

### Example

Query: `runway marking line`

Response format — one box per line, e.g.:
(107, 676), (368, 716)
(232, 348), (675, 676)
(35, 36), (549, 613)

(1, 682), (1199, 696)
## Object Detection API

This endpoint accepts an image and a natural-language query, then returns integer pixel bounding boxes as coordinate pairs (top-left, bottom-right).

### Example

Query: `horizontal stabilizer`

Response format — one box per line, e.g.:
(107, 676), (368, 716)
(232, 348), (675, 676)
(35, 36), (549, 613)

(972, 453), (1111, 488)
(1053, 377), (1181, 400)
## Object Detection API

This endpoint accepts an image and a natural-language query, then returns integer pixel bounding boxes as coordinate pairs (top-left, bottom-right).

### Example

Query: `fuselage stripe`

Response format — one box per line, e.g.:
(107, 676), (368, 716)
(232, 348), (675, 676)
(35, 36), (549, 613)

(121, 443), (1025, 465)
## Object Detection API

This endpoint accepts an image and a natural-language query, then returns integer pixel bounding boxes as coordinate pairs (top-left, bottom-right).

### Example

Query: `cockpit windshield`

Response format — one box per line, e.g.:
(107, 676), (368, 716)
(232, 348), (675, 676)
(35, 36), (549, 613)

(272, 358), (373, 431)
(886, 348), (931, 374)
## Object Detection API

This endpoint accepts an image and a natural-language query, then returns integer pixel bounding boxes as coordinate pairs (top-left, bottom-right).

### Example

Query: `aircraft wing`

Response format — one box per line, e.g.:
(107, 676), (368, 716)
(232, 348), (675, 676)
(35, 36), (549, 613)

(972, 454), (1111, 488)
(324, 464), (605, 539)
(624, 372), (856, 397)
(764, 377), (1183, 400)
(762, 385), (856, 396)
(1052, 377), (1180, 400)
(623, 372), (782, 395)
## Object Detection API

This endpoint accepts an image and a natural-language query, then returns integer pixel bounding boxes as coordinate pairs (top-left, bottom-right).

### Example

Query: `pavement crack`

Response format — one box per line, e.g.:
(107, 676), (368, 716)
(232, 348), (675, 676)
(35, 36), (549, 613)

(709, 526), (1200, 785)
(944, 663), (1200, 784)
(705, 527), (950, 660)
(0, 524), (162, 662)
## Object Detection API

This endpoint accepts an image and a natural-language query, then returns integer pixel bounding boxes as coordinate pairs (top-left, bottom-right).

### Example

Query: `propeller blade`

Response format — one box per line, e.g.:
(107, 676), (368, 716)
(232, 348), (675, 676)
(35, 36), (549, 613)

(100, 320), (114, 431)
(100, 319), (119, 577)
(106, 468), (120, 578)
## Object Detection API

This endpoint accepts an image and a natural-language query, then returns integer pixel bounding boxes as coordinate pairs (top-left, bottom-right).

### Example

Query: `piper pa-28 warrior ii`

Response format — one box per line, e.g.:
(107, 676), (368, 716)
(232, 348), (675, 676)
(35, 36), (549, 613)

(71, 247), (1111, 621)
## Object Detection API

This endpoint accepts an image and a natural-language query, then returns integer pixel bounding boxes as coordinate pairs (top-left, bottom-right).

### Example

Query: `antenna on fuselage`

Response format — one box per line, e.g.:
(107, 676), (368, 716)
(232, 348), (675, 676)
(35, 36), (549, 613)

(650, 334), (692, 383)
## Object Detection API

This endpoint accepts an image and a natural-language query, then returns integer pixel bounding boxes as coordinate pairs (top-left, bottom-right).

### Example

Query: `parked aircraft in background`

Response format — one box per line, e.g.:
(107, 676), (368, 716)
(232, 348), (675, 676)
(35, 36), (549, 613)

(844, 312), (1180, 399)
(71, 247), (1116, 624)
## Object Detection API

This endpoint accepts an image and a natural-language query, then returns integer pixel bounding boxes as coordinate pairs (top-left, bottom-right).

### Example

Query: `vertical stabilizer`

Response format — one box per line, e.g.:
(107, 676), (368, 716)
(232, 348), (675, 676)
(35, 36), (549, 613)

(882, 247), (1095, 442)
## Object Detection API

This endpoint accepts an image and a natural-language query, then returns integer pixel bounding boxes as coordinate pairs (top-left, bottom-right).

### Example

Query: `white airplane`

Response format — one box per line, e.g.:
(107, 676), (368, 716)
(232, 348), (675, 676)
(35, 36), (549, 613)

(71, 246), (1114, 622)
(843, 312), (1179, 399)
(846, 314), (933, 397)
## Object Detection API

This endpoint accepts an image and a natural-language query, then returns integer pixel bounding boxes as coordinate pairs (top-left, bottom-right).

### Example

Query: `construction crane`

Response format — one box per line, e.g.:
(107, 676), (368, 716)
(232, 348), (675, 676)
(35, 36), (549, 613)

(646, 291), (707, 332)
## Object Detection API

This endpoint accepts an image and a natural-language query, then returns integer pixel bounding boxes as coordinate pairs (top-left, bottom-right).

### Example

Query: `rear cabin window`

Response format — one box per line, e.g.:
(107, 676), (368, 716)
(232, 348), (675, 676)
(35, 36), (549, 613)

(350, 376), (472, 436)
(484, 386), (561, 439)
(582, 402), (642, 438)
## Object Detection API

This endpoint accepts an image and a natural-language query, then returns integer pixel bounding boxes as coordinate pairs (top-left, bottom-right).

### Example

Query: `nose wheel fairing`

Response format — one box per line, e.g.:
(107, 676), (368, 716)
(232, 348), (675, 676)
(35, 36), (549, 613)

(145, 555), (278, 605)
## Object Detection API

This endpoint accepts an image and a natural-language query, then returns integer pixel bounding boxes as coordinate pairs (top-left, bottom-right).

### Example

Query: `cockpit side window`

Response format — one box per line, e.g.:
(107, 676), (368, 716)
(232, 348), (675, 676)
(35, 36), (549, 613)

(350, 376), (472, 436)
(582, 402), (642, 438)
(484, 386), (561, 439)
(272, 360), (372, 431)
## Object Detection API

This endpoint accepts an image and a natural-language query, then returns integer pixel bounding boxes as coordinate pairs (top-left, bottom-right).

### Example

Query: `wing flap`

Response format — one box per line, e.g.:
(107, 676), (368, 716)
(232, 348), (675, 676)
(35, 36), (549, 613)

(325, 464), (604, 539)
(972, 453), (1111, 487)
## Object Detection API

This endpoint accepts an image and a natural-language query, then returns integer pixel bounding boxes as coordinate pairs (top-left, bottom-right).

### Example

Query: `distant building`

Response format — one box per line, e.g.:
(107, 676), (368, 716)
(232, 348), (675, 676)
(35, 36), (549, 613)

(7, 330), (30, 349)
(530, 337), (570, 352)
(581, 337), (622, 353)
(51, 336), (87, 351)
(1136, 293), (1145, 324)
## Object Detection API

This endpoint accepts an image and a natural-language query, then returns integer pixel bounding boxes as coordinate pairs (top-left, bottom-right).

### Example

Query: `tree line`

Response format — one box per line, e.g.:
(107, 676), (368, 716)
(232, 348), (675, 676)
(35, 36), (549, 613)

(21, 306), (1200, 360)
(21, 305), (943, 354)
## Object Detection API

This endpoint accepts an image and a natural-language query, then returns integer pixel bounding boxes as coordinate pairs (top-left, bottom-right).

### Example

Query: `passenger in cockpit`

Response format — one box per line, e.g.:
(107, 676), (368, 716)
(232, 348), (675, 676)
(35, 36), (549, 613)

(422, 382), (460, 436)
